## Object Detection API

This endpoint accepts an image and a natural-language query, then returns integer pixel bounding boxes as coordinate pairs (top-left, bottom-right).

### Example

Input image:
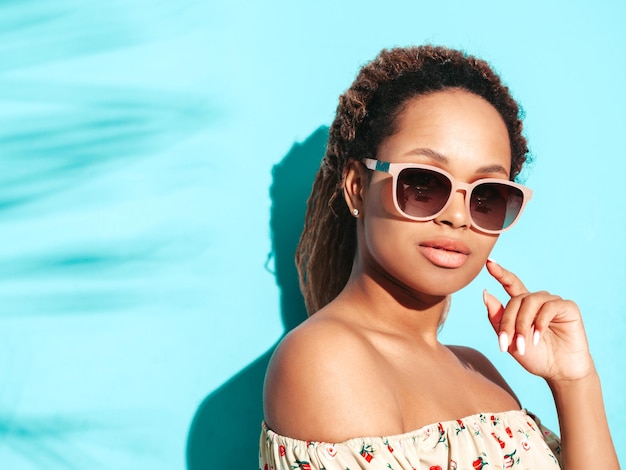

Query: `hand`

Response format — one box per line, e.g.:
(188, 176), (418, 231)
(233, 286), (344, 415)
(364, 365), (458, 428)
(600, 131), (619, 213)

(483, 259), (595, 384)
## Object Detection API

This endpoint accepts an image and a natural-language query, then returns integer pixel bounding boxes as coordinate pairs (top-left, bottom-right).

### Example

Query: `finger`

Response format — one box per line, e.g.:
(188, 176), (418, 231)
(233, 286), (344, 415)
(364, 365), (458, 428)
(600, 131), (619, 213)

(483, 289), (504, 330)
(532, 297), (575, 346)
(496, 291), (560, 356)
(485, 259), (529, 298)
(494, 292), (528, 355)
(514, 291), (557, 336)
(512, 292), (559, 354)
(483, 289), (510, 353)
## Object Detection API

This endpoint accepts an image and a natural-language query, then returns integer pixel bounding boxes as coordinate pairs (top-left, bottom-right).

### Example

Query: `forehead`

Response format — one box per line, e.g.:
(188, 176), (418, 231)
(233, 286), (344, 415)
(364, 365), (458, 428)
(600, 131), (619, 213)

(379, 89), (512, 175)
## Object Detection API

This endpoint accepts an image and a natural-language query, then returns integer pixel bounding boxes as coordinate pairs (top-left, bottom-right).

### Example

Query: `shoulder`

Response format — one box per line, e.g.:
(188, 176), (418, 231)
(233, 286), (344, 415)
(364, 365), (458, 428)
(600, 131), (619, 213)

(447, 345), (520, 406)
(263, 312), (397, 441)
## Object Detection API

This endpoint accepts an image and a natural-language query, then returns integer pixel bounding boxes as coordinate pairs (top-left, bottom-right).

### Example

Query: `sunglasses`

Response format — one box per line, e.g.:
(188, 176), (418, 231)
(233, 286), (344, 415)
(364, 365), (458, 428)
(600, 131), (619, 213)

(362, 158), (532, 234)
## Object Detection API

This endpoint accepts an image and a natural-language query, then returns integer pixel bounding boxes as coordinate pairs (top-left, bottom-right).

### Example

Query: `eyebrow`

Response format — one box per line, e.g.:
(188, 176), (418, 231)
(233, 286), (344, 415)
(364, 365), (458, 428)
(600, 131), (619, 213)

(403, 147), (510, 177)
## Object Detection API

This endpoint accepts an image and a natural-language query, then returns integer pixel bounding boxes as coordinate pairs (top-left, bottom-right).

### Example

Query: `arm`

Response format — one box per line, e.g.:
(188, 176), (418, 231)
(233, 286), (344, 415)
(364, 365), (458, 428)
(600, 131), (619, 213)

(483, 260), (619, 469)
(549, 368), (617, 469)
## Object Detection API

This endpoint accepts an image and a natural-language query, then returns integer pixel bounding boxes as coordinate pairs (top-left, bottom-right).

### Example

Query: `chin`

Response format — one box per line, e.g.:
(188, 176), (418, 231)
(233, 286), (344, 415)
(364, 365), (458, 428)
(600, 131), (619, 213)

(406, 264), (483, 298)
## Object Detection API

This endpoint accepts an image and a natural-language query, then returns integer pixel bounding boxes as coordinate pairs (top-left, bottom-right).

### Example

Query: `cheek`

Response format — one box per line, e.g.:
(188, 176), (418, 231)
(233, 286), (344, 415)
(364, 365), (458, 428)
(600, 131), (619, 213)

(380, 181), (397, 217)
(361, 217), (414, 282)
(475, 232), (499, 255)
(362, 211), (402, 257)
(364, 177), (397, 220)
(364, 177), (406, 224)
(361, 179), (412, 272)
(466, 232), (499, 271)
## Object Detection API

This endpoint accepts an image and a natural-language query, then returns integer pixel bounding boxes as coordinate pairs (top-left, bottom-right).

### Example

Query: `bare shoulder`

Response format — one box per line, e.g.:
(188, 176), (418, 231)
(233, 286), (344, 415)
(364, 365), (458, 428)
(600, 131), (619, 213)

(263, 312), (394, 442)
(447, 345), (520, 406)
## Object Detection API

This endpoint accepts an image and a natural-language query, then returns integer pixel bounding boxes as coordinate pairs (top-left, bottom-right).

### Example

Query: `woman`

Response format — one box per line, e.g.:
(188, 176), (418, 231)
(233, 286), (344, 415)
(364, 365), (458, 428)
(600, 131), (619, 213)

(260, 46), (618, 469)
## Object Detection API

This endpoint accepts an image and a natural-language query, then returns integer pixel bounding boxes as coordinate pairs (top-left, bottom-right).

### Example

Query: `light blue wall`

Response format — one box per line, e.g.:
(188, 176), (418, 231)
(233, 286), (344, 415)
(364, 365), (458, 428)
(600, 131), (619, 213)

(1, 1), (624, 468)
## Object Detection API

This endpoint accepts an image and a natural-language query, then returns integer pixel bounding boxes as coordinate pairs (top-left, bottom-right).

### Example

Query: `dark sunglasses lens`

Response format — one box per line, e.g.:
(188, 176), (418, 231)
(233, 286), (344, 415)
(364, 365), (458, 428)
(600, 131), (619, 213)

(470, 183), (524, 231)
(397, 168), (452, 218)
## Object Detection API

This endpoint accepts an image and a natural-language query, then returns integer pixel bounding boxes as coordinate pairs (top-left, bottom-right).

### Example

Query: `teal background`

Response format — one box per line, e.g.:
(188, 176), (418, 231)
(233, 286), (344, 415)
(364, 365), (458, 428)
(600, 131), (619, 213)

(1, 1), (624, 468)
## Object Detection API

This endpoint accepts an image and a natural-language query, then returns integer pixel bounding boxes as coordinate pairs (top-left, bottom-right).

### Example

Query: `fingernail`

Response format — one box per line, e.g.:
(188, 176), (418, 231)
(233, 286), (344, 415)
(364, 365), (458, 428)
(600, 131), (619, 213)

(482, 289), (488, 305)
(487, 257), (498, 265)
(516, 335), (526, 356)
(498, 332), (509, 352)
(532, 330), (541, 346)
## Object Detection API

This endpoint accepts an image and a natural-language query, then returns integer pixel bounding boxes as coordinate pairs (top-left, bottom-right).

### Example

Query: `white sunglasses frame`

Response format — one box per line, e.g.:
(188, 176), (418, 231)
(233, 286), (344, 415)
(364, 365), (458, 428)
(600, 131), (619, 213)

(362, 157), (533, 234)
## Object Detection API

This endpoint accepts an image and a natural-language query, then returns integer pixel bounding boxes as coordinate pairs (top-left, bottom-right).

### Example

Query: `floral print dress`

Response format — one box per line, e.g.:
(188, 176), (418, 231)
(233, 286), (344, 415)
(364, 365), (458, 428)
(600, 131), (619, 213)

(259, 409), (561, 469)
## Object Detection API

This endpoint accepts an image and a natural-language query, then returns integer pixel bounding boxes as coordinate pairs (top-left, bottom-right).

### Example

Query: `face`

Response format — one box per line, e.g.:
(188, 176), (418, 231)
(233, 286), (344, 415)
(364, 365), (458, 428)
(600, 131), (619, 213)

(348, 89), (513, 298)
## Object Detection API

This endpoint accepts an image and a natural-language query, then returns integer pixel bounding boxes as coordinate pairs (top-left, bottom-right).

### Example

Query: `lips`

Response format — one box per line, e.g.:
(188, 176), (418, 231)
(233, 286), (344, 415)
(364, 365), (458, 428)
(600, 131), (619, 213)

(420, 238), (471, 254)
(418, 238), (471, 268)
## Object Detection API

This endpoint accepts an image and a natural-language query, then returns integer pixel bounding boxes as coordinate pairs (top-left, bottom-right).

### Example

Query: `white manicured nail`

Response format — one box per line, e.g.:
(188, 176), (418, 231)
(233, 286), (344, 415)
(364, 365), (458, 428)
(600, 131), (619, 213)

(533, 330), (541, 346)
(498, 332), (509, 352)
(516, 335), (526, 356)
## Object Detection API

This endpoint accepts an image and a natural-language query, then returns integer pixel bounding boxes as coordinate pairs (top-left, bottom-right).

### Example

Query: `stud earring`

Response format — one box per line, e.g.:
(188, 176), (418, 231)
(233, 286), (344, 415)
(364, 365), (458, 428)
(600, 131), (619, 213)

(352, 208), (360, 217)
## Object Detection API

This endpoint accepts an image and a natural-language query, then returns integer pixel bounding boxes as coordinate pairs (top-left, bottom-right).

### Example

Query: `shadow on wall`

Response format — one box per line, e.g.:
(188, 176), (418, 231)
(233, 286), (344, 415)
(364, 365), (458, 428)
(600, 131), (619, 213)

(186, 126), (329, 469)
(0, 0), (214, 318)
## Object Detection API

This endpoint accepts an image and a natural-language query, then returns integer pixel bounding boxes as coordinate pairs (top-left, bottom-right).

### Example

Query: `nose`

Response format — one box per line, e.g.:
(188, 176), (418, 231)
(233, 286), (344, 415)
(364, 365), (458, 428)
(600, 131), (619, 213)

(434, 189), (470, 230)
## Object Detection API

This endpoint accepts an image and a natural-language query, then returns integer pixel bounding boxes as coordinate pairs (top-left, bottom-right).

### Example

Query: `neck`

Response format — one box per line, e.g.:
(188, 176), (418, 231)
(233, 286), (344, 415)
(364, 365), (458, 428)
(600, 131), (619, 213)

(335, 265), (449, 345)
